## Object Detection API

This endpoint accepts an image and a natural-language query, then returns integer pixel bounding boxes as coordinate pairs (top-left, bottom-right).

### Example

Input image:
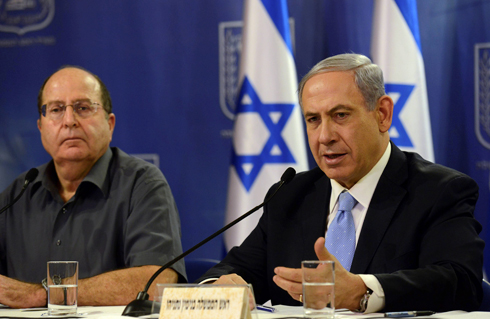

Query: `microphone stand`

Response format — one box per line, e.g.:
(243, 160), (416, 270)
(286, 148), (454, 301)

(0, 168), (38, 215)
(122, 167), (295, 317)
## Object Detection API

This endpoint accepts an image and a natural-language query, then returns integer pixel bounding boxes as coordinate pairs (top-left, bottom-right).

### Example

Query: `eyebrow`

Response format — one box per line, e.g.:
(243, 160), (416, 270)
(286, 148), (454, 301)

(327, 104), (353, 114)
(45, 98), (92, 105)
(304, 104), (354, 118)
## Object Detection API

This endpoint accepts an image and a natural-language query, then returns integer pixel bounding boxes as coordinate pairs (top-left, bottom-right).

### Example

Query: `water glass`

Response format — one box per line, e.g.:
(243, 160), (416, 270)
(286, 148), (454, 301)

(302, 260), (335, 319)
(47, 261), (79, 316)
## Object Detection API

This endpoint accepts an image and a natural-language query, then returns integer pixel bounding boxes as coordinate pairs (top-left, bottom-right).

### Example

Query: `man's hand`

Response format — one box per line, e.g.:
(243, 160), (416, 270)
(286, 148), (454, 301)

(313, 237), (367, 310)
(212, 274), (255, 310)
(0, 266), (180, 308)
(213, 274), (248, 286)
(0, 274), (46, 308)
(273, 237), (367, 310)
(272, 266), (303, 302)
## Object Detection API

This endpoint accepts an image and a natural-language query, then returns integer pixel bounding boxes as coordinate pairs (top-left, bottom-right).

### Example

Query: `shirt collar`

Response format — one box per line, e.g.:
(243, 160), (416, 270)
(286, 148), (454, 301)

(330, 142), (391, 211)
(36, 147), (113, 199)
(80, 147), (113, 196)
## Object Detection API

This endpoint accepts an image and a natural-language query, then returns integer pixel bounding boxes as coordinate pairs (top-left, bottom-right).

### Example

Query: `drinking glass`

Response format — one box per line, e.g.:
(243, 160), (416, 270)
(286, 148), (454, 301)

(302, 260), (335, 319)
(47, 261), (78, 316)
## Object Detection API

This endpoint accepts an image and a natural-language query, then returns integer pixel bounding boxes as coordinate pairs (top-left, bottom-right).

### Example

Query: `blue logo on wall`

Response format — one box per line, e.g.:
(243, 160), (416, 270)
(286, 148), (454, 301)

(218, 21), (243, 120)
(475, 44), (490, 149)
(386, 83), (414, 148)
(0, 0), (55, 36)
(218, 19), (295, 121)
(232, 77), (295, 191)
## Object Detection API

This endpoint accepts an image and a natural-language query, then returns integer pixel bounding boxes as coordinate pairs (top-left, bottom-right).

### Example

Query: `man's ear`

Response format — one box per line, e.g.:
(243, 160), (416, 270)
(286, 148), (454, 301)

(377, 95), (393, 133)
(107, 113), (116, 142)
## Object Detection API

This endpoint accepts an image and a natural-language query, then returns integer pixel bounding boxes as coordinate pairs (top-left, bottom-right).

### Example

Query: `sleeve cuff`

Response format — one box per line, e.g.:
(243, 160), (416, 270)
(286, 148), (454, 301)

(199, 278), (218, 284)
(359, 274), (385, 313)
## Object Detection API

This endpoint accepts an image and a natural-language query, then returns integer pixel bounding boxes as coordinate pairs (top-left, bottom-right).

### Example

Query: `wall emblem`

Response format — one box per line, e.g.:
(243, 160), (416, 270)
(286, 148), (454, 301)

(218, 21), (243, 120)
(0, 0), (55, 35)
(475, 43), (490, 149)
(218, 19), (295, 121)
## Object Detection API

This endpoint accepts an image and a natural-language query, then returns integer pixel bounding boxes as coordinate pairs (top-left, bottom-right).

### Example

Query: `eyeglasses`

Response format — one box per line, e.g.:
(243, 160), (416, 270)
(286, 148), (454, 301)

(41, 101), (101, 120)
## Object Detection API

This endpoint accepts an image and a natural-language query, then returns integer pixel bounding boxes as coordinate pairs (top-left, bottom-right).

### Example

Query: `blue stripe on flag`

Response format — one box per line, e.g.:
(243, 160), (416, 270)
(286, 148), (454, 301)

(394, 0), (422, 51)
(261, 0), (293, 54)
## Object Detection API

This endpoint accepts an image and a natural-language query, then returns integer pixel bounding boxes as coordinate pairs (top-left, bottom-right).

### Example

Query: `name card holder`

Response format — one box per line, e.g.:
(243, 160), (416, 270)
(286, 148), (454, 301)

(153, 284), (257, 319)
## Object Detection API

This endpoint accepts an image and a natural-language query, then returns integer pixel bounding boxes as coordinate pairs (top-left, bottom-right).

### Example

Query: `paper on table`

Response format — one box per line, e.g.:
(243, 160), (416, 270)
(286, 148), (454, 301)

(0, 306), (483, 319)
(0, 306), (126, 318)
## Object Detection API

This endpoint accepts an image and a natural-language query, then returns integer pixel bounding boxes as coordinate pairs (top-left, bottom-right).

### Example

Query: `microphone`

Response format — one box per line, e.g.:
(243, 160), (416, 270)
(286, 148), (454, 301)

(122, 167), (296, 317)
(0, 168), (39, 215)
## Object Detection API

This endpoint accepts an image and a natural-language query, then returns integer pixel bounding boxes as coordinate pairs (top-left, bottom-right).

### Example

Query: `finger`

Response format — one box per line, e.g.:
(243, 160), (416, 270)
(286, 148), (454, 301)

(274, 267), (303, 283)
(212, 275), (255, 310)
(273, 274), (303, 297)
(286, 291), (303, 302)
(213, 274), (248, 285)
(248, 291), (255, 310)
(314, 237), (347, 274)
(274, 268), (304, 303)
(314, 237), (331, 260)
(314, 237), (341, 265)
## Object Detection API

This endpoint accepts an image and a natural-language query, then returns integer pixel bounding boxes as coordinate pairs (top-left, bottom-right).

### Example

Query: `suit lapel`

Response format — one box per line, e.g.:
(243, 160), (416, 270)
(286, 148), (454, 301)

(350, 143), (408, 274)
(301, 170), (331, 261)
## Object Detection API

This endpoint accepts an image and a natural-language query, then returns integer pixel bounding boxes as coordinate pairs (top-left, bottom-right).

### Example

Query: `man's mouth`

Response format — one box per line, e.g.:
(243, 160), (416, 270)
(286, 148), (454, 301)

(62, 137), (83, 143)
(325, 153), (345, 159)
(322, 152), (347, 165)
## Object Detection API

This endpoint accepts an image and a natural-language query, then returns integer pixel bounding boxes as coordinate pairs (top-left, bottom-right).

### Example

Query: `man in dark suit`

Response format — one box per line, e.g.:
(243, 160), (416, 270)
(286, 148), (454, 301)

(200, 53), (484, 312)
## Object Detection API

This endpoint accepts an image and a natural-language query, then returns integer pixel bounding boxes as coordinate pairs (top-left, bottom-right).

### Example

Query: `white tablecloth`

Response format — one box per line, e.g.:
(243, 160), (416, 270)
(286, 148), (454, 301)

(0, 305), (488, 319)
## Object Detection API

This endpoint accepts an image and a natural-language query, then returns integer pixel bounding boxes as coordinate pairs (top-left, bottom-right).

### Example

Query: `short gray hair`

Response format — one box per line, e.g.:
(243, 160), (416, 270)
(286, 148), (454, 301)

(298, 53), (385, 111)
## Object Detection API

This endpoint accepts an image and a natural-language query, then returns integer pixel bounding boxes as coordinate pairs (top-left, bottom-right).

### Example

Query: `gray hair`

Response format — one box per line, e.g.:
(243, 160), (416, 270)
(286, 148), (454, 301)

(298, 53), (385, 111)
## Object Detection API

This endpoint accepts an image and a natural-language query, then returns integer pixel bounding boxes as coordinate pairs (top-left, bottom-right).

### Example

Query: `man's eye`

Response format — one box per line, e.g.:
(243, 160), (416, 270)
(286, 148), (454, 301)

(336, 112), (348, 118)
(75, 102), (92, 112)
(49, 106), (63, 113)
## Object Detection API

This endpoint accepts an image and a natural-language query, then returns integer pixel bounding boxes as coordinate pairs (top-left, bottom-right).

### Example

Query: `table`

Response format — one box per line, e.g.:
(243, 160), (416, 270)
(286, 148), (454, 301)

(0, 305), (488, 319)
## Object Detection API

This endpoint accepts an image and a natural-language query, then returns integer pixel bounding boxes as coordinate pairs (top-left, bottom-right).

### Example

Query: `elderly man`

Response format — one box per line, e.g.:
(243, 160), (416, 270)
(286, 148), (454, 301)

(200, 53), (484, 312)
(0, 66), (185, 308)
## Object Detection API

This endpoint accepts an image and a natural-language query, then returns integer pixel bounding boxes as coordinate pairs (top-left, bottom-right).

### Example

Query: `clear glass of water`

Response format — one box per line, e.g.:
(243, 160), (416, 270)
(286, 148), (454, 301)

(302, 260), (335, 319)
(47, 261), (78, 316)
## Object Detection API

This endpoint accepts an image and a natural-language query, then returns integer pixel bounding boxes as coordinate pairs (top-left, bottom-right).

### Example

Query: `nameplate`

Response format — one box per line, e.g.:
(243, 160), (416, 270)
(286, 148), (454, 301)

(159, 286), (252, 319)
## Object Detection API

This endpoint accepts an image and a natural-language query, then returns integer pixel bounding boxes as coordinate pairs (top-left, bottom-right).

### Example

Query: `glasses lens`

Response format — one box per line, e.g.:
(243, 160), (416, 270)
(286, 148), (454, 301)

(46, 103), (65, 120)
(43, 102), (98, 120)
(74, 102), (96, 118)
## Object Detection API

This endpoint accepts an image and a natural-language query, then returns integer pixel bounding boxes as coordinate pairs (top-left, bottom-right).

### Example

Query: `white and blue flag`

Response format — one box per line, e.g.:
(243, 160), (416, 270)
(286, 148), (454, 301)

(372, 0), (434, 162)
(224, 0), (309, 251)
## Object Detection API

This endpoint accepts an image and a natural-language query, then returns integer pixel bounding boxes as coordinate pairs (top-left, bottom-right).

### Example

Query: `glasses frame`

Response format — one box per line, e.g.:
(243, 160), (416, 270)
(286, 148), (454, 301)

(41, 102), (101, 120)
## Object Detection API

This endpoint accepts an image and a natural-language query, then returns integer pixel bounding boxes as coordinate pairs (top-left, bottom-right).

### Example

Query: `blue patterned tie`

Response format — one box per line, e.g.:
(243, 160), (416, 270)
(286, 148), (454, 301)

(325, 192), (357, 271)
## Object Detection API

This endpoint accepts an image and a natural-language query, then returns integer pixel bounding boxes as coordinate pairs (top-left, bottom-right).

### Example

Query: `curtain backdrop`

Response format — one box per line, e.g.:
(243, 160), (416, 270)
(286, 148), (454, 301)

(0, 0), (489, 276)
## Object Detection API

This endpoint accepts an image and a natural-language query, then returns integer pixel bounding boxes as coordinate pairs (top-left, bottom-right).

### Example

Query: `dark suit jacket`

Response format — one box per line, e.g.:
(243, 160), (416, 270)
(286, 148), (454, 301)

(200, 144), (484, 312)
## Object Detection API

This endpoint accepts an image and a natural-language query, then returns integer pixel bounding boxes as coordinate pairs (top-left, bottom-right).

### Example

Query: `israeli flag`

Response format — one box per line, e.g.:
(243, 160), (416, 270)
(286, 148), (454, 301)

(372, 0), (435, 162)
(224, 0), (309, 251)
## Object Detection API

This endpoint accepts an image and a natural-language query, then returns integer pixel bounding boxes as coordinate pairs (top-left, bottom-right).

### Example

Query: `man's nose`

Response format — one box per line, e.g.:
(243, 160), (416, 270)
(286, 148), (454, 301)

(62, 105), (78, 127)
(318, 120), (337, 145)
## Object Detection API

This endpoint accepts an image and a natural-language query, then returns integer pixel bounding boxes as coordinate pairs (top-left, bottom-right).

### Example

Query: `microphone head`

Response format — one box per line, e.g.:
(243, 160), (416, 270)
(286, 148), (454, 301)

(25, 168), (39, 184)
(281, 167), (296, 184)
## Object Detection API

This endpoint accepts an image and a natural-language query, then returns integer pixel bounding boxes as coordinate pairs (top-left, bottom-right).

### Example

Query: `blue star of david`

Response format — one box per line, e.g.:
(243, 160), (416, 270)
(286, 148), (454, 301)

(232, 77), (296, 192)
(385, 83), (414, 148)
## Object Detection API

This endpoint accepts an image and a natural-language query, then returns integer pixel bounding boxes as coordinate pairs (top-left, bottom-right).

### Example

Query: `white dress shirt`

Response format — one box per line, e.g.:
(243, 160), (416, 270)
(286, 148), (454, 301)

(327, 142), (391, 313)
